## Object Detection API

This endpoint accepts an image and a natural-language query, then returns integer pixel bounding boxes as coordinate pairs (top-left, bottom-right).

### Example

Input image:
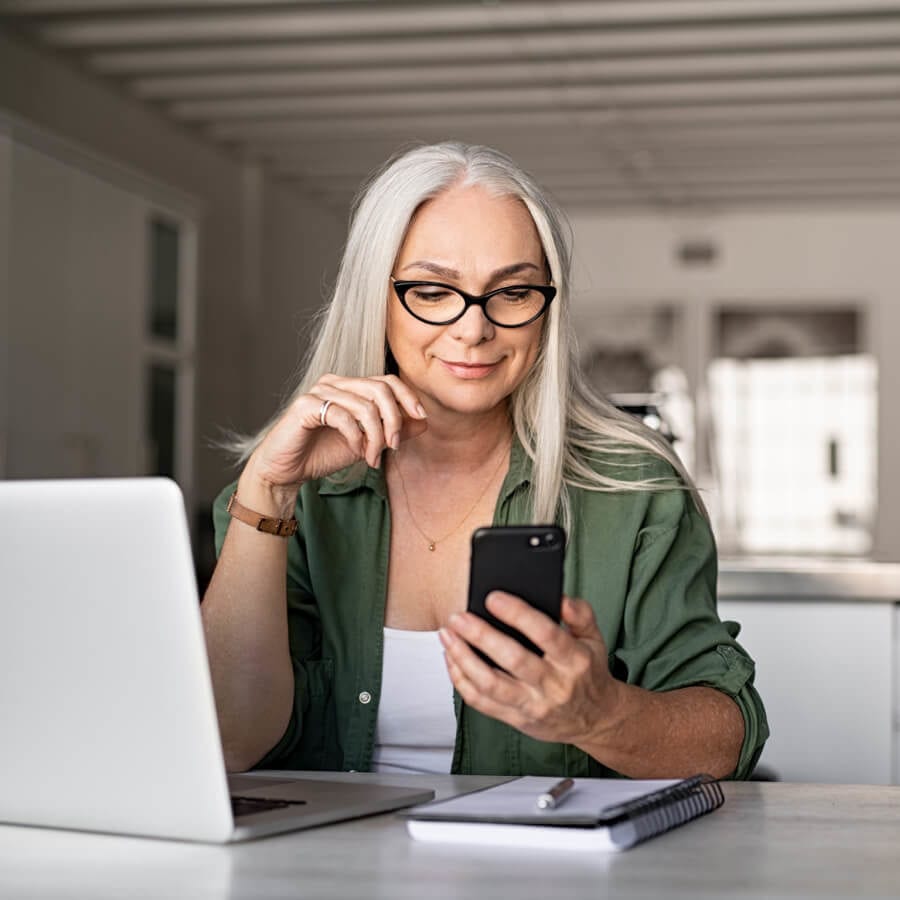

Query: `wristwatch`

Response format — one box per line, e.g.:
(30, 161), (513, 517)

(226, 491), (298, 537)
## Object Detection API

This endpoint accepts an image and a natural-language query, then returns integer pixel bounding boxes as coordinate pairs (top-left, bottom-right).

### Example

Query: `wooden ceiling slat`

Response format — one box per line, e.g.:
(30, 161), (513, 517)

(170, 73), (900, 122)
(30, 0), (900, 49)
(130, 47), (900, 101)
(87, 20), (900, 76)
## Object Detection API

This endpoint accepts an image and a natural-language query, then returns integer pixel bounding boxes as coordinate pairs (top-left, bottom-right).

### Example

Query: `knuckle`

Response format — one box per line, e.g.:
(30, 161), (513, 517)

(505, 644), (530, 671)
(371, 382), (392, 402)
(570, 647), (592, 676)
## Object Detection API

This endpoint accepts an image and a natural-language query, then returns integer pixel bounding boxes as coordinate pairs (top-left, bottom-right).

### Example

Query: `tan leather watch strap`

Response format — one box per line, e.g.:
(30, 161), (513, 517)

(226, 491), (298, 538)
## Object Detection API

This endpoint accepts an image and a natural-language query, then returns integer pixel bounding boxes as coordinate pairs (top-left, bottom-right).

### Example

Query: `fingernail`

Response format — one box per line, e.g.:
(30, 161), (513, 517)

(389, 432), (400, 450)
(415, 404), (427, 418)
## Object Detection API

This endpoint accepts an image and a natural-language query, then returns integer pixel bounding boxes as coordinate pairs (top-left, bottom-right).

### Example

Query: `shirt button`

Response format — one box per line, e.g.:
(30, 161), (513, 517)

(358, 691), (372, 705)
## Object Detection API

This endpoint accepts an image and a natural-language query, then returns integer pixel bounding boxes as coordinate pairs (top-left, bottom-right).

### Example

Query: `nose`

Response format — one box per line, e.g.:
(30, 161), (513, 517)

(447, 302), (494, 345)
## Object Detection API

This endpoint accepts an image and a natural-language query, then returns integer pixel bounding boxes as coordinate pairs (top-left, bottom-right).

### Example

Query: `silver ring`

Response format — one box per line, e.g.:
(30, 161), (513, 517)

(319, 399), (332, 427)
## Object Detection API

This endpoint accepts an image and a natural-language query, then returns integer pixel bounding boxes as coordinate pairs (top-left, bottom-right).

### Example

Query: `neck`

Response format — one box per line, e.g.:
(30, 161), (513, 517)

(398, 402), (513, 472)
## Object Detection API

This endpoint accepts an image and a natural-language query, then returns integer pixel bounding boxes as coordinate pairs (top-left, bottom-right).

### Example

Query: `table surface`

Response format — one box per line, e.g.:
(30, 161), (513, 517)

(1, 774), (899, 899)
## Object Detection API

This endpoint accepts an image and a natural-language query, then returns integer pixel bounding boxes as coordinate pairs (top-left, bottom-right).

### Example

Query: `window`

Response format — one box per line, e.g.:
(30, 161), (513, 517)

(708, 308), (876, 556)
(143, 215), (195, 508)
(148, 219), (180, 341)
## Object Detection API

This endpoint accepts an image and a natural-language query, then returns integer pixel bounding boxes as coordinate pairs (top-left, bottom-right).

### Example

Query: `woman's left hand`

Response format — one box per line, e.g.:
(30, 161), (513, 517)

(439, 593), (621, 746)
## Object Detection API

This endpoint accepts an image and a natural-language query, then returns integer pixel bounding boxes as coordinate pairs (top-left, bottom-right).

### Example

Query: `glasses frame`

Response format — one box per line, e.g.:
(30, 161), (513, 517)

(391, 278), (556, 328)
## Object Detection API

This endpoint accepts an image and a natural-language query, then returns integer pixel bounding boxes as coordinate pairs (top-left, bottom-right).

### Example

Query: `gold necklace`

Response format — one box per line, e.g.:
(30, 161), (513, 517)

(392, 441), (511, 551)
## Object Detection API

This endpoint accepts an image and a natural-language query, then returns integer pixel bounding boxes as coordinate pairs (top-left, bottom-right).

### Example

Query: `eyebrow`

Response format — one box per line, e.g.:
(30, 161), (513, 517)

(399, 261), (543, 283)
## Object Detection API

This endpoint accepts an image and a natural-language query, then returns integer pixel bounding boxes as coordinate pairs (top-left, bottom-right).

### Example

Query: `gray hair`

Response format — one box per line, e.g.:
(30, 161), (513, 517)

(230, 142), (702, 527)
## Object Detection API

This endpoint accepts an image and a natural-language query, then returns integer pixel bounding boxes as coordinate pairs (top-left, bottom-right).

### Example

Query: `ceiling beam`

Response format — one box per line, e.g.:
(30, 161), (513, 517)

(33, 1), (900, 49)
(130, 47), (900, 100)
(172, 74), (900, 122)
(86, 20), (900, 76)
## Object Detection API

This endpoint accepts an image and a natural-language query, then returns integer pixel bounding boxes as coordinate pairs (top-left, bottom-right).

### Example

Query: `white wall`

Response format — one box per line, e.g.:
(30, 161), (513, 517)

(0, 28), (344, 511)
(569, 210), (900, 561)
(3, 134), (147, 478)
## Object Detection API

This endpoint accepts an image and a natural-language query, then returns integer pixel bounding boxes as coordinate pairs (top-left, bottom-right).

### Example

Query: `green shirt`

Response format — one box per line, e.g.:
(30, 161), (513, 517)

(213, 442), (768, 779)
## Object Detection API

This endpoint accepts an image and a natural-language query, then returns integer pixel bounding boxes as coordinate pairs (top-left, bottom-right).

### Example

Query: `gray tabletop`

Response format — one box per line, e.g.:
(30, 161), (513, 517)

(1, 774), (899, 899)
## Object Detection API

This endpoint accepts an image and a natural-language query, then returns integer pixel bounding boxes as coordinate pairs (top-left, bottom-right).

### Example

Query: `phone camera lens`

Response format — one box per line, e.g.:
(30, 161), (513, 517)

(543, 532), (557, 546)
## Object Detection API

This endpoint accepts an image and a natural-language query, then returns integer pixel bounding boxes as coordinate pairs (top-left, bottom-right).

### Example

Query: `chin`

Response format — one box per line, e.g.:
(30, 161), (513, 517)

(432, 385), (513, 417)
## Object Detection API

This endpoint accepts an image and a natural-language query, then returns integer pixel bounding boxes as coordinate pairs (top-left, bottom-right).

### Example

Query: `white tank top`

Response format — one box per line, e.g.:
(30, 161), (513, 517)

(370, 627), (456, 774)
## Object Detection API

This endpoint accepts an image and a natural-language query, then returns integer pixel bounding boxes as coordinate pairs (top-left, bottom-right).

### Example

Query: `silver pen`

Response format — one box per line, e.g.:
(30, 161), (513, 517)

(536, 777), (575, 810)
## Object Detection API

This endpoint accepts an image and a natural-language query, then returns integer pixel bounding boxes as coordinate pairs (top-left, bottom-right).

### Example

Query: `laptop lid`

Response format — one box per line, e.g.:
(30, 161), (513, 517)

(0, 478), (432, 843)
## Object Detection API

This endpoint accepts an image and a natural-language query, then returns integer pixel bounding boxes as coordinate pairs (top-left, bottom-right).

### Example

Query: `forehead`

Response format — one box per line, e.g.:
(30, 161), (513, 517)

(397, 183), (544, 269)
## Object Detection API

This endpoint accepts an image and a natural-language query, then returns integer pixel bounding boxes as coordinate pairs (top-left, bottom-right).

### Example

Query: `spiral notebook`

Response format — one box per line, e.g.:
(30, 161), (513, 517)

(403, 775), (724, 851)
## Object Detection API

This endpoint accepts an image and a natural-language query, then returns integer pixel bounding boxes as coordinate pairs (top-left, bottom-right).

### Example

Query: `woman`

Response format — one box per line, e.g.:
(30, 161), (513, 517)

(202, 142), (767, 779)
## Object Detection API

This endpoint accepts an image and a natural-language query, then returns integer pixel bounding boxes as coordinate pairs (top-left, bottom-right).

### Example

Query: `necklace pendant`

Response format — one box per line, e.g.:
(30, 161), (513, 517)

(428, 542), (436, 552)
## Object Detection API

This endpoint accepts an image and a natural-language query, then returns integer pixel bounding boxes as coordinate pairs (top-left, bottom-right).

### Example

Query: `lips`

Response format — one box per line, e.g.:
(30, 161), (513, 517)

(440, 359), (501, 379)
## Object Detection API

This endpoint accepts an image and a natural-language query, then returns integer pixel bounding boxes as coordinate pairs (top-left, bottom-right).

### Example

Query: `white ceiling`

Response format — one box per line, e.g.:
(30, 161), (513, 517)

(4, 0), (900, 214)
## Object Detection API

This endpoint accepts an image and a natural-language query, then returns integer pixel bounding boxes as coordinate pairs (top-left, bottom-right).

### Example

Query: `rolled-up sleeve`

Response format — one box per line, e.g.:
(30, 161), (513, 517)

(613, 487), (769, 780)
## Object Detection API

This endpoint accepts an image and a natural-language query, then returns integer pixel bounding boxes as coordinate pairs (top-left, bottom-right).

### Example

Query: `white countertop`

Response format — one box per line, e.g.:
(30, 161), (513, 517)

(719, 556), (900, 601)
(0, 777), (898, 899)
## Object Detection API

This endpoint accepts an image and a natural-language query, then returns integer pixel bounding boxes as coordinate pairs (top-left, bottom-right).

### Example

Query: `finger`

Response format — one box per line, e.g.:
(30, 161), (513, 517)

(307, 392), (368, 460)
(321, 376), (404, 451)
(440, 628), (529, 722)
(483, 591), (571, 660)
(560, 596), (604, 643)
(443, 654), (528, 732)
(321, 374), (426, 450)
(372, 374), (428, 421)
(312, 385), (389, 467)
(444, 610), (546, 685)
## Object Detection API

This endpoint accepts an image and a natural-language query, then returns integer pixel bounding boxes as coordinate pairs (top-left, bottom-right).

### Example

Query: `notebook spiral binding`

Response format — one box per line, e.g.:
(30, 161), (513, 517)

(611, 775), (724, 846)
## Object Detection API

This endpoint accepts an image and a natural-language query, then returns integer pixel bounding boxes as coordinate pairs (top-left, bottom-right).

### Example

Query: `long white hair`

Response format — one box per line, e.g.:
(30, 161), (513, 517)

(230, 142), (703, 526)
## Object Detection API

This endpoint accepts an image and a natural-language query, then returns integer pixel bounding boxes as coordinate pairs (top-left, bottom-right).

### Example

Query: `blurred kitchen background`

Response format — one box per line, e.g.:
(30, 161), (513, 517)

(3, 1), (900, 784)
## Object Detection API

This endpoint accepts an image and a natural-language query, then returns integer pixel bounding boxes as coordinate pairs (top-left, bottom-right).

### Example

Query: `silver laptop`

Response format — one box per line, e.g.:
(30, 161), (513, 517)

(0, 477), (433, 843)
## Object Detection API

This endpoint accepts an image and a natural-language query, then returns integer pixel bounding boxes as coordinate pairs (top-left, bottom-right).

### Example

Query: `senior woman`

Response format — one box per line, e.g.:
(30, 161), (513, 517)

(202, 142), (767, 780)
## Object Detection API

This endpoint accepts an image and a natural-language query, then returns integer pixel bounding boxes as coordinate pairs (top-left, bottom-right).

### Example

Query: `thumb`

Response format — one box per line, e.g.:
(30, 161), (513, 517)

(561, 596), (605, 644)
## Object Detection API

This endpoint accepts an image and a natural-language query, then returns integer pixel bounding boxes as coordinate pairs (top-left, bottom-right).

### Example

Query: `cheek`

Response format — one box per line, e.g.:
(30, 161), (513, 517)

(385, 300), (411, 356)
(386, 303), (437, 364)
(515, 324), (544, 369)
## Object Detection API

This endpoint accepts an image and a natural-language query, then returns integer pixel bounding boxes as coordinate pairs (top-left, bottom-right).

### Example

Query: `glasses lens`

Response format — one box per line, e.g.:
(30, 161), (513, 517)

(402, 285), (466, 324)
(485, 288), (547, 326)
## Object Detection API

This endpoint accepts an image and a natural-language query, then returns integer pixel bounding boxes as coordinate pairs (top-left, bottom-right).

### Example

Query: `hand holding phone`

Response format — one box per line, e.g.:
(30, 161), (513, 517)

(466, 525), (565, 665)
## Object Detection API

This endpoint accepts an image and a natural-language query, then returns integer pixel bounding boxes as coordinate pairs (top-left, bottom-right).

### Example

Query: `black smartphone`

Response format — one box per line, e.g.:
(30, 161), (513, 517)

(466, 525), (565, 666)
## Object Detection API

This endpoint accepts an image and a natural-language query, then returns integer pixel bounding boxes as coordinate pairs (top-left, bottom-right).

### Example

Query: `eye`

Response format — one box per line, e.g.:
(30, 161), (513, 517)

(410, 288), (452, 302)
(499, 288), (533, 302)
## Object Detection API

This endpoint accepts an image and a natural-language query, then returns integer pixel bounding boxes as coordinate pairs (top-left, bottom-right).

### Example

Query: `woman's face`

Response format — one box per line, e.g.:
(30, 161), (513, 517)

(387, 183), (548, 419)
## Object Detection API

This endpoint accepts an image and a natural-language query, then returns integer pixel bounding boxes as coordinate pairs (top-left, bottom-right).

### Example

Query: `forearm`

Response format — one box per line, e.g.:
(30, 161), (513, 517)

(201, 469), (298, 772)
(578, 684), (745, 780)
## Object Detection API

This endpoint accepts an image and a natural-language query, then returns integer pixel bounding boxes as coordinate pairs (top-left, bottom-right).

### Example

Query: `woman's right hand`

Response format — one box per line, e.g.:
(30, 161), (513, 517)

(243, 373), (429, 495)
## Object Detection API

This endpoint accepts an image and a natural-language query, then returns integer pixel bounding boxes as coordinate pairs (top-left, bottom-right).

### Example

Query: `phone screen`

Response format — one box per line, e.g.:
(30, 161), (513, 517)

(466, 525), (565, 664)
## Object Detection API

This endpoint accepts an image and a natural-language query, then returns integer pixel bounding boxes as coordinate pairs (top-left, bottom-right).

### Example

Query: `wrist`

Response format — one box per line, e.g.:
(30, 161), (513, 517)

(576, 678), (634, 756)
(237, 464), (300, 519)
